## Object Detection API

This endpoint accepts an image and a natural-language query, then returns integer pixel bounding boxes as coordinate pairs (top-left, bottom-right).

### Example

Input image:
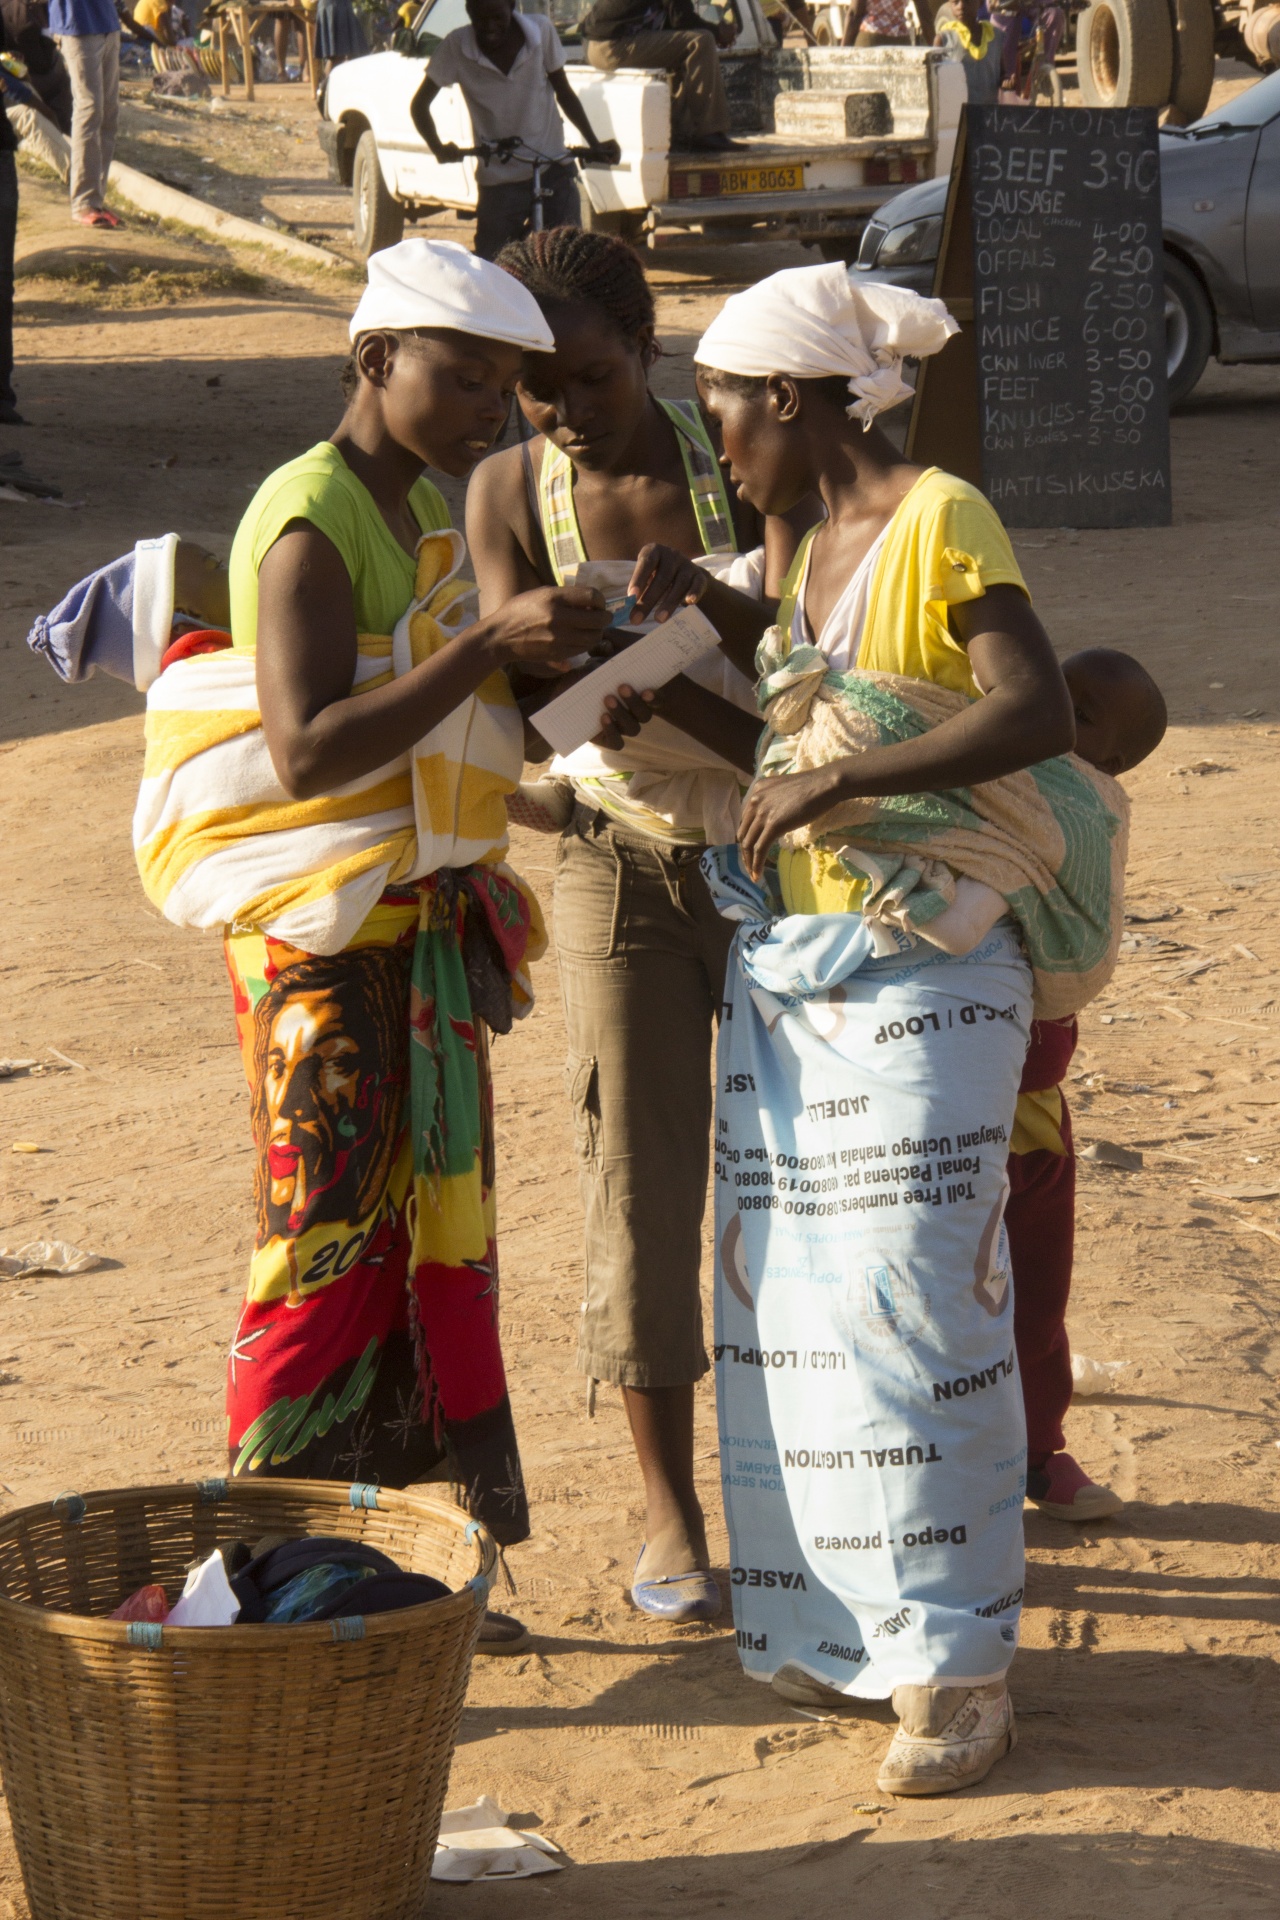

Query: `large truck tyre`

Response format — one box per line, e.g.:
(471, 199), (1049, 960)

(352, 129), (405, 260)
(1164, 251), (1214, 406)
(1167, 0), (1214, 121)
(1077, 0), (1173, 106)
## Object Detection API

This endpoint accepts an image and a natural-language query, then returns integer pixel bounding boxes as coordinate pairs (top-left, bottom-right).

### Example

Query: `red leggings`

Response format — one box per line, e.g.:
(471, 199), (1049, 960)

(1007, 1020), (1077, 1470)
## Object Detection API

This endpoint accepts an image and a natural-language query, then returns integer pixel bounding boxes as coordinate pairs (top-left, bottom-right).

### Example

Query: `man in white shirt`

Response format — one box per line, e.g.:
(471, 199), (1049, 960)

(412, 0), (618, 259)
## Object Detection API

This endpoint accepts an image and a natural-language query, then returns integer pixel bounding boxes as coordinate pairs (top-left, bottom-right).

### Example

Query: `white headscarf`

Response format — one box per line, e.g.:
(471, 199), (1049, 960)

(349, 237), (554, 353)
(695, 263), (958, 429)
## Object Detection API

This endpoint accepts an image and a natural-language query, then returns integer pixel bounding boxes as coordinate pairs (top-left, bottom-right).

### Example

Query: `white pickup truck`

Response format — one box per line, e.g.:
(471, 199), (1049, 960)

(318, 0), (964, 258)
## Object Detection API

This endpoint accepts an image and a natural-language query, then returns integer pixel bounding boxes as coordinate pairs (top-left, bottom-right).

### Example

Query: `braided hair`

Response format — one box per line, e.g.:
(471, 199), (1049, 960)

(496, 227), (656, 346)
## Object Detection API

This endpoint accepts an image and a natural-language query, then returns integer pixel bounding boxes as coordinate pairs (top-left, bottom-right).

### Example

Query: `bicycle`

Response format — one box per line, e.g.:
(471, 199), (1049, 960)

(446, 137), (623, 439)
(451, 136), (622, 235)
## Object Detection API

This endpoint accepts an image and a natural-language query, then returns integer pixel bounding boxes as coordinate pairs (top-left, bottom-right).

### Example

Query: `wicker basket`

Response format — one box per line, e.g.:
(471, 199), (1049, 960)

(0, 1478), (494, 1920)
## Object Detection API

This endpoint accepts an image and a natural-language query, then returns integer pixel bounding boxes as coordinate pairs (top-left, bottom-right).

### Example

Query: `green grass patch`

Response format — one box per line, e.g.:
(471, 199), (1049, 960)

(21, 260), (271, 306)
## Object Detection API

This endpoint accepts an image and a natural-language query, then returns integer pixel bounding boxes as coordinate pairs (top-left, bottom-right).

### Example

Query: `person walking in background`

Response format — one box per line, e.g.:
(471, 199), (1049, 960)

(2, 0), (75, 131)
(314, 0), (366, 92)
(0, 32), (20, 423)
(581, 0), (741, 155)
(50, 0), (122, 228)
(841, 0), (911, 45)
(934, 0), (1004, 104)
(130, 0), (177, 42)
(412, 0), (616, 261)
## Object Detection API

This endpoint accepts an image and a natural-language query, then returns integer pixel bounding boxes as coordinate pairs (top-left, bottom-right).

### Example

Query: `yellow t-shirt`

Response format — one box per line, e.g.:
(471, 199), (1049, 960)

(776, 467), (1028, 915)
(133, 0), (170, 31)
(940, 17), (999, 56)
(228, 441), (450, 657)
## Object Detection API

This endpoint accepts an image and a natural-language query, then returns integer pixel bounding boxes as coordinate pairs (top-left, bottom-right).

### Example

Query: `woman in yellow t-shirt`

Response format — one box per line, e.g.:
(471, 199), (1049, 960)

(685, 265), (1075, 1798)
(693, 268), (1072, 883)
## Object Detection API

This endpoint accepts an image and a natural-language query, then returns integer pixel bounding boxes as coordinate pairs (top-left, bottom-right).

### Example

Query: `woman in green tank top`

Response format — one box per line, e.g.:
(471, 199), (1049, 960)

(218, 240), (611, 1650)
(468, 229), (803, 1625)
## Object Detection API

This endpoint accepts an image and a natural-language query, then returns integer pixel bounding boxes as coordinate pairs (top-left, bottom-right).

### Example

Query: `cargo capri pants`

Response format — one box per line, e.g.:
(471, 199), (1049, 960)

(554, 805), (735, 1390)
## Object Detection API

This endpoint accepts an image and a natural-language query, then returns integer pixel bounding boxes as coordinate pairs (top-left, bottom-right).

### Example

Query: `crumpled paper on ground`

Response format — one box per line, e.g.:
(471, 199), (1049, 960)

(0, 1241), (108, 1279)
(432, 1797), (563, 1882)
(1071, 1353), (1127, 1397)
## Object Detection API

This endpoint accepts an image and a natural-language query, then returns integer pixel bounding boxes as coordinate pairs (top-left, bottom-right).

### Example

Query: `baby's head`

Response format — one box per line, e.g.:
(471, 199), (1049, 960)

(1061, 648), (1167, 777)
(174, 540), (230, 631)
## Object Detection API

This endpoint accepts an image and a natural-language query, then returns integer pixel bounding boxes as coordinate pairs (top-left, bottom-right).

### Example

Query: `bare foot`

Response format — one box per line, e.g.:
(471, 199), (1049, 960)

(634, 1514), (710, 1582)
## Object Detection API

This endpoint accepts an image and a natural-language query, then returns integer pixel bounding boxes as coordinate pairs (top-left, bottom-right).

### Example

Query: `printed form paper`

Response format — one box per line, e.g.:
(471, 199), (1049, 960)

(531, 603), (721, 757)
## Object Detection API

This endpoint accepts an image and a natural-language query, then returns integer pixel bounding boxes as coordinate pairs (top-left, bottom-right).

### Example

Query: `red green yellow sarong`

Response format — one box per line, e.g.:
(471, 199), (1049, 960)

(224, 865), (539, 1546)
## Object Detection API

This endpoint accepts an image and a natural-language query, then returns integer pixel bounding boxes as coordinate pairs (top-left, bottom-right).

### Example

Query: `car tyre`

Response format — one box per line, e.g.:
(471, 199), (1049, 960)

(1077, 0), (1172, 106)
(1032, 63), (1064, 103)
(1163, 250), (1213, 407)
(1166, 0), (1214, 122)
(352, 128), (405, 260)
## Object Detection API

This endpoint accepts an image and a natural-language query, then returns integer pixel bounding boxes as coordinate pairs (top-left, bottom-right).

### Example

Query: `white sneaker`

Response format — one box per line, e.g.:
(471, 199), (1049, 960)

(770, 1662), (862, 1712)
(876, 1681), (1016, 1796)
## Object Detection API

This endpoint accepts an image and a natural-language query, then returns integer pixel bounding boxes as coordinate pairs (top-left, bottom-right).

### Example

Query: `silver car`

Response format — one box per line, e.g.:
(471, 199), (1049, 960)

(852, 73), (1280, 405)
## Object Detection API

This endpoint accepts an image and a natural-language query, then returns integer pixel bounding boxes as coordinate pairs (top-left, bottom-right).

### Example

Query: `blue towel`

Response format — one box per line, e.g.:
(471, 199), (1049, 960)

(27, 533), (177, 688)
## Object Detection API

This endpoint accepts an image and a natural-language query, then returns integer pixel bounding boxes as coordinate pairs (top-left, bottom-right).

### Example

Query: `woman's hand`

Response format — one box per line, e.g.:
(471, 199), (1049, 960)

(593, 683), (661, 751)
(591, 676), (765, 773)
(626, 544), (711, 624)
(737, 765), (850, 881)
(481, 584), (610, 670)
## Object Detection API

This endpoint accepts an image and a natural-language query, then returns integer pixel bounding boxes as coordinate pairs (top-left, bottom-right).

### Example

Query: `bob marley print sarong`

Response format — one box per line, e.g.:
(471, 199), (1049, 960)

(224, 866), (540, 1546)
(704, 847), (1031, 1697)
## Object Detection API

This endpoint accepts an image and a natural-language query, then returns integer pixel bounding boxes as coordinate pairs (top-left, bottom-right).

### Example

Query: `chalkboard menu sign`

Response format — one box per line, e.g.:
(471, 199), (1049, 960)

(909, 106), (1172, 530)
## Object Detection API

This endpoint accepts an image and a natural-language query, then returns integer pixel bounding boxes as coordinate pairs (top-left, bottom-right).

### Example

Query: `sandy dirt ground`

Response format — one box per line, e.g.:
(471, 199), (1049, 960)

(3, 82), (1280, 1916)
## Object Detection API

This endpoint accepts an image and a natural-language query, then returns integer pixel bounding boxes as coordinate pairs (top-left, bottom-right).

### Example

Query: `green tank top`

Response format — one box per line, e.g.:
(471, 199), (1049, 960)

(228, 442), (450, 654)
(536, 397), (737, 582)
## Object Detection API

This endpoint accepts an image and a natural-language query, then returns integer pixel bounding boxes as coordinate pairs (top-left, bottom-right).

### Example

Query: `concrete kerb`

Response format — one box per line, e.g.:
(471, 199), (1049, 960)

(16, 114), (347, 271)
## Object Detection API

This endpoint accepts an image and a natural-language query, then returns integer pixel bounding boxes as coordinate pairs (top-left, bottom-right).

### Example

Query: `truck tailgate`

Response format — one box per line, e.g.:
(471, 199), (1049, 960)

(659, 137), (932, 224)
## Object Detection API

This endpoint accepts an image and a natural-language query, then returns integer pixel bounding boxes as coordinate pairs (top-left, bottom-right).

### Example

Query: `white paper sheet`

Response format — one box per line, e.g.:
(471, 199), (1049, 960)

(432, 1796), (563, 1882)
(532, 603), (721, 757)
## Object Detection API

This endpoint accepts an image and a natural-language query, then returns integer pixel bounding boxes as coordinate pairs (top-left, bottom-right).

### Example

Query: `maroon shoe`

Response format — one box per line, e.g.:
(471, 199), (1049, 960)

(1027, 1452), (1124, 1521)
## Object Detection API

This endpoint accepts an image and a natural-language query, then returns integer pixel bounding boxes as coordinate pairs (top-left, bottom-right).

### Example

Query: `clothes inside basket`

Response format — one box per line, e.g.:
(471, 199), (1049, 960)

(110, 1535), (452, 1628)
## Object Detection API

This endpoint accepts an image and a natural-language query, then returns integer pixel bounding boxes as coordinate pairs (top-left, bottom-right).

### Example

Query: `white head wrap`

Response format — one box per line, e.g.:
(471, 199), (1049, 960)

(694, 263), (959, 429)
(349, 237), (554, 352)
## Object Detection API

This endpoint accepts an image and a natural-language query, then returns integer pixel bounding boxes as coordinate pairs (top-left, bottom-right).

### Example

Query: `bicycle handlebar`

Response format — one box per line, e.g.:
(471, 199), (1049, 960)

(454, 138), (618, 166)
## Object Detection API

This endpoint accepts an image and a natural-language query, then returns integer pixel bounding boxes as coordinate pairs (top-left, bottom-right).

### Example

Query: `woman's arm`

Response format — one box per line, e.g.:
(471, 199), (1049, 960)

(737, 586), (1075, 879)
(466, 449), (574, 760)
(466, 445), (546, 611)
(255, 521), (608, 799)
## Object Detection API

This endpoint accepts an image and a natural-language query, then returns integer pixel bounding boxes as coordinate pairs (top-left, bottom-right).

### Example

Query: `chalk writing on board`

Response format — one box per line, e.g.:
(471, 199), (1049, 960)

(967, 105), (1171, 530)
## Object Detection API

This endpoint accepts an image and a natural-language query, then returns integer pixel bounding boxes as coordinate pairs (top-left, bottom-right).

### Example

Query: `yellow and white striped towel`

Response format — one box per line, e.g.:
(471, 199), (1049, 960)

(134, 529), (529, 955)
